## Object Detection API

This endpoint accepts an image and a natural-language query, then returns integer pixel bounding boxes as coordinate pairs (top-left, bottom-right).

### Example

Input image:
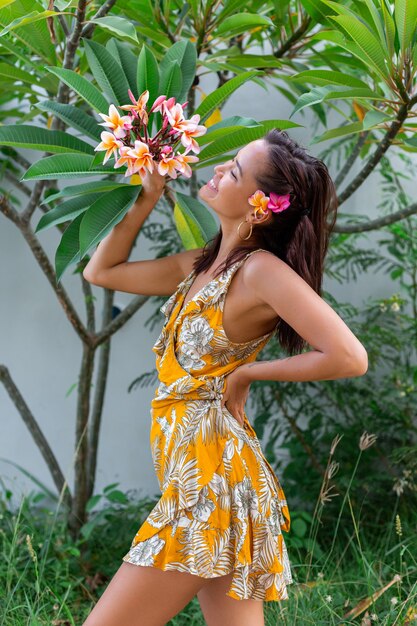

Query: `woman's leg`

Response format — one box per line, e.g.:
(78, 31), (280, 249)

(197, 571), (265, 626)
(82, 561), (209, 626)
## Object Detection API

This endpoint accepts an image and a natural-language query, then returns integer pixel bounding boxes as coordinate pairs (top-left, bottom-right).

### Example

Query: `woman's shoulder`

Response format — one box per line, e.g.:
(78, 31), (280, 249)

(245, 249), (290, 273)
(242, 250), (305, 293)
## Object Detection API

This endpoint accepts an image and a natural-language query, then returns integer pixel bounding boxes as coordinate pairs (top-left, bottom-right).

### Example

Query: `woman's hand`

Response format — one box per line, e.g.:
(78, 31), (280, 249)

(220, 366), (251, 426)
(139, 164), (167, 199)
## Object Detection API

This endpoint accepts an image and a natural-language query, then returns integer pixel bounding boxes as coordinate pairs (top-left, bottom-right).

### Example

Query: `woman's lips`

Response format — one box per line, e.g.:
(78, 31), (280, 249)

(207, 178), (218, 191)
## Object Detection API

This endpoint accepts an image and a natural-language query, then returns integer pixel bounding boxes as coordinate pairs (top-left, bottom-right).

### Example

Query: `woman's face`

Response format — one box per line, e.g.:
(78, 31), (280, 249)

(198, 139), (272, 227)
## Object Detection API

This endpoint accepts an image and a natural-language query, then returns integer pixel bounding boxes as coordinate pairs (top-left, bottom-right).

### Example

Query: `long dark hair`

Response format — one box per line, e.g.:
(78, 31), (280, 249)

(193, 129), (338, 355)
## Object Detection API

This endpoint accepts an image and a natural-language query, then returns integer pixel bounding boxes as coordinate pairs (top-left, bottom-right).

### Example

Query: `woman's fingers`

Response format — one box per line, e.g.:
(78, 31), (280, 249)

(223, 401), (244, 426)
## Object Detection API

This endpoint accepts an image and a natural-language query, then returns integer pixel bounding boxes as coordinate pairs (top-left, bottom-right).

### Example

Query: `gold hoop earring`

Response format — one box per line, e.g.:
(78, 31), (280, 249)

(237, 220), (253, 240)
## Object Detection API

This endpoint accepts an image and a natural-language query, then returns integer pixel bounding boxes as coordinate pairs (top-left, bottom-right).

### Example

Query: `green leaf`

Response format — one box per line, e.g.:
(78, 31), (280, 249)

(195, 70), (263, 122)
(86, 494), (102, 512)
(87, 16), (139, 43)
(106, 39), (139, 96)
(381, 0), (396, 62)
(35, 193), (103, 233)
(310, 30), (381, 75)
(288, 69), (370, 89)
(193, 153), (238, 170)
(394, 0), (417, 51)
(79, 509), (108, 540)
(403, 135), (417, 148)
(137, 43), (159, 133)
(299, 0), (337, 25)
(45, 66), (109, 113)
(186, 0), (200, 22)
(35, 100), (102, 142)
(204, 53), (282, 69)
(21, 154), (122, 180)
(309, 121), (364, 144)
(79, 185), (140, 258)
(159, 59), (183, 103)
(82, 38), (131, 106)
(0, 125), (94, 154)
(362, 109), (392, 129)
(290, 85), (386, 118)
(0, 61), (34, 84)
(0, 1), (57, 65)
(199, 116), (261, 145)
(354, 0), (389, 52)
(0, 9), (67, 37)
(215, 13), (274, 38)
(390, 267), (404, 279)
(174, 191), (218, 249)
(105, 489), (129, 504)
(41, 181), (132, 204)
(291, 517), (308, 538)
(328, 14), (388, 80)
(103, 482), (120, 493)
(197, 119), (302, 162)
(55, 213), (83, 283)
(159, 39), (197, 103)
(215, 0), (249, 23)
(136, 26), (171, 48)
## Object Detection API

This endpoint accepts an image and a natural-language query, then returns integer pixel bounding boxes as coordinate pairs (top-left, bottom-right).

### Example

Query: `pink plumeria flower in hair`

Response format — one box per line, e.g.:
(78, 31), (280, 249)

(267, 192), (291, 213)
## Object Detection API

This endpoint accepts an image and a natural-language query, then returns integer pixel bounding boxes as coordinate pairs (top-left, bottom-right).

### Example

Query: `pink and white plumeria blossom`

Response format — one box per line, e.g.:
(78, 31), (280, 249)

(248, 190), (291, 218)
(97, 104), (133, 139)
(94, 89), (207, 180)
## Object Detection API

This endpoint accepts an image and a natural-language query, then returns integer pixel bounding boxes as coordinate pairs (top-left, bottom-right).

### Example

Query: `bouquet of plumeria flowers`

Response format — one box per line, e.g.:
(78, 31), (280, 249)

(94, 89), (208, 179)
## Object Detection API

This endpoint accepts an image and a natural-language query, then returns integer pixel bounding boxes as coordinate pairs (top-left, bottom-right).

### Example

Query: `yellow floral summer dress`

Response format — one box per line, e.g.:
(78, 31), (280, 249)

(122, 248), (293, 601)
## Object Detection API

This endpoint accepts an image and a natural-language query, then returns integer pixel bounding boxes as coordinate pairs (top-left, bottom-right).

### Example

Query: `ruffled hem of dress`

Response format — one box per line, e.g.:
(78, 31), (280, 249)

(122, 554), (293, 602)
(122, 502), (293, 601)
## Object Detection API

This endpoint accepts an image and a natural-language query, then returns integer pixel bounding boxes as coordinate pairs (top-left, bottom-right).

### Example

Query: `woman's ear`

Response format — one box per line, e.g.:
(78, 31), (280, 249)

(248, 210), (271, 226)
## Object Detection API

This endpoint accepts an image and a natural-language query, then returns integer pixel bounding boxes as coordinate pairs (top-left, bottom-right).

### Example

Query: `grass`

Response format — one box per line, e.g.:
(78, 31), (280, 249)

(1, 436), (416, 625)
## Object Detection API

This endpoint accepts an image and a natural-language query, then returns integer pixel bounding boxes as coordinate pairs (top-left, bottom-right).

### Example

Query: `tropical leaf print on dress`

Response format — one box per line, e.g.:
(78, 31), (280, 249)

(122, 248), (293, 601)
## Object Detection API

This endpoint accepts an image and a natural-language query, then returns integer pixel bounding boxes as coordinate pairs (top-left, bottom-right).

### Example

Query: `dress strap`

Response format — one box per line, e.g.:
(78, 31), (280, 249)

(219, 247), (267, 289)
(236, 247), (267, 267)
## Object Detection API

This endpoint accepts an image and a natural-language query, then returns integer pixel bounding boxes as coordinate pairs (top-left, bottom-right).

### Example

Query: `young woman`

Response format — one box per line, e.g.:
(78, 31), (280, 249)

(82, 129), (368, 626)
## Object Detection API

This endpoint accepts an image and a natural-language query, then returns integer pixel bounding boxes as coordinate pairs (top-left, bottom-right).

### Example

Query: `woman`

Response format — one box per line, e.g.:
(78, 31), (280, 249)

(82, 129), (368, 626)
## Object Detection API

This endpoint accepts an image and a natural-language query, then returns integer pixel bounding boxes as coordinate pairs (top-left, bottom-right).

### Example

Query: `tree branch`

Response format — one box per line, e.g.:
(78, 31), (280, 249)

(92, 293), (148, 347)
(13, 152), (31, 172)
(68, 342), (95, 535)
(57, 13), (70, 38)
(337, 95), (417, 206)
(53, 0), (89, 128)
(0, 195), (90, 343)
(334, 130), (371, 189)
(0, 365), (72, 509)
(4, 171), (31, 197)
(21, 180), (48, 223)
(87, 288), (114, 499)
(80, 0), (119, 39)
(273, 14), (312, 58)
(332, 202), (417, 233)
(81, 273), (96, 333)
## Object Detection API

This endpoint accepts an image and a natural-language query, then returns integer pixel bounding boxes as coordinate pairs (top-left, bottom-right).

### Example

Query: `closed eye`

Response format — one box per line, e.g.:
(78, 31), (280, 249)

(231, 157), (237, 180)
